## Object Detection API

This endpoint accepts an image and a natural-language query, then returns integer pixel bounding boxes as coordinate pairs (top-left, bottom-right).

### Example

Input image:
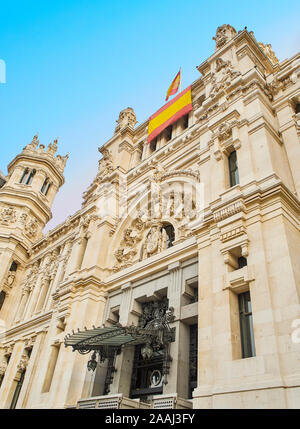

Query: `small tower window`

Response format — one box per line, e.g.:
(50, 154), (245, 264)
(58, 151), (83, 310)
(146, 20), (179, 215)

(295, 103), (300, 114)
(228, 150), (239, 187)
(41, 179), (51, 196)
(150, 138), (157, 153)
(19, 168), (30, 184)
(165, 125), (172, 141)
(25, 169), (36, 185)
(183, 114), (189, 129)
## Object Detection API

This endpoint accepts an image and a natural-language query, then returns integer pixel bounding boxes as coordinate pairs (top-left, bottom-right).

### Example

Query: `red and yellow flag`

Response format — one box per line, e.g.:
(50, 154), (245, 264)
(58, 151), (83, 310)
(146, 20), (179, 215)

(148, 86), (192, 144)
(165, 69), (181, 101)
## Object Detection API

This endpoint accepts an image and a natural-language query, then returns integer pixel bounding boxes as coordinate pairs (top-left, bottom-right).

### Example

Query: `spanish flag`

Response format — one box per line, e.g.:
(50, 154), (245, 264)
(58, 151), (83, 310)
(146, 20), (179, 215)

(148, 86), (192, 144)
(165, 69), (181, 101)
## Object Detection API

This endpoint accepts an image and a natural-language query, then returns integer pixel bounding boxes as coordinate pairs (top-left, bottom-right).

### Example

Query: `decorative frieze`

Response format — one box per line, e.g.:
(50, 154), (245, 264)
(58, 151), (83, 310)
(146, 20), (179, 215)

(209, 58), (241, 99)
(213, 200), (245, 222)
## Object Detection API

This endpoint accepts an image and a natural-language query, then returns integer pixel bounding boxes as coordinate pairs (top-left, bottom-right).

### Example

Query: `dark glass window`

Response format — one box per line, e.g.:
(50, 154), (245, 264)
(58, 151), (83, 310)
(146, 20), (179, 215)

(239, 291), (256, 358)
(238, 256), (247, 269)
(19, 168), (29, 184)
(9, 261), (18, 272)
(189, 324), (198, 399)
(165, 126), (172, 141)
(295, 103), (300, 114)
(183, 114), (189, 129)
(228, 151), (239, 187)
(130, 299), (170, 399)
(25, 169), (36, 185)
(150, 138), (157, 153)
(162, 224), (175, 248)
(41, 179), (51, 196)
(0, 291), (6, 311)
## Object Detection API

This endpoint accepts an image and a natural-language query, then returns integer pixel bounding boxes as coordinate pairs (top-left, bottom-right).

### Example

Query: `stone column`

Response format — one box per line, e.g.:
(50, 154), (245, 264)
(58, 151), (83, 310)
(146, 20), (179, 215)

(118, 141), (134, 172)
(165, 262), (190, 398)
(277, 101), (300, 196)
(131, 148), (142, 168)
(192, 241), (214, 408)
(47, 288), (108, 408)
(110, 282), (137, 396)
(141, 140), (148, 160)
(45, 243), (71, 310)
(64, 237), (81, 278)
(0, 249), (14, 289)
(0, 341), (24, 408)
(13, 330), (47, 408)
(34, 278), (51, 313)
(25, 259), (48, 318)
(14, 286), (30, 323)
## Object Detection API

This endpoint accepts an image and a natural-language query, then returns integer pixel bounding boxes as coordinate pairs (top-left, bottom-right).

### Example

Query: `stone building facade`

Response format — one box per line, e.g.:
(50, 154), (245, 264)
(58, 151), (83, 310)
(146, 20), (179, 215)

(0, 25), (300, 409)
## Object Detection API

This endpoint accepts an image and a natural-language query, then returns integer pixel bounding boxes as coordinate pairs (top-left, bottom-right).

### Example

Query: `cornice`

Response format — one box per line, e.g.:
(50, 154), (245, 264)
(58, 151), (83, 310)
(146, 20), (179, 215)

(7, 153), (65, 187)
(0, 311), (52, 343)
(0, 186), (52, 221)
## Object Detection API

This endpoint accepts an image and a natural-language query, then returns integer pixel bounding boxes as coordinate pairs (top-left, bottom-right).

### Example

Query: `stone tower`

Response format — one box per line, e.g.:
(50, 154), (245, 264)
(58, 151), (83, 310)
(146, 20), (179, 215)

(0, 134), (68, 321)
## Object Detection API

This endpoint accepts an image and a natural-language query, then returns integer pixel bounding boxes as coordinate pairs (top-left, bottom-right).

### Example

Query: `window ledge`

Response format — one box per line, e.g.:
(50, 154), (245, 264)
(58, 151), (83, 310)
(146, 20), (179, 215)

(222, 265), (255, 293)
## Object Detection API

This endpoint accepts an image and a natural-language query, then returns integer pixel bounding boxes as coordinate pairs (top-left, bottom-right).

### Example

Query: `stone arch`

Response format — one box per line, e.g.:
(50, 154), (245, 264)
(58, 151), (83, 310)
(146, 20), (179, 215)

(106, 172), (203, 272)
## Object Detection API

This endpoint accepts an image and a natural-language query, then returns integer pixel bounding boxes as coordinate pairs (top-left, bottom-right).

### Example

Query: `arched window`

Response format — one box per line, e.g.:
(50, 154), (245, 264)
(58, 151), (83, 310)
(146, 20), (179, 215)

(19, 168), (30, 184)
(9, 261), (18, 272)
(41, 178), (51, 196)
(183, 114), (189, 129)
(26, 169), (36, 185)
(165, 125), (172, 141)
(162, 224), (175, 248)
(0, 290), (6, 311)
(228, 150), (239, 187)
(150, 138), (157, 153)
(295, 103), (300, 114)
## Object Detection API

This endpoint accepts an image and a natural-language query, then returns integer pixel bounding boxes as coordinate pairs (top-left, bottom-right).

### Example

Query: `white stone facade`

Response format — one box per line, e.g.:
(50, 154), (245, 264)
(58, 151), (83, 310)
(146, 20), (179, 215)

(0, 25), (300, 409)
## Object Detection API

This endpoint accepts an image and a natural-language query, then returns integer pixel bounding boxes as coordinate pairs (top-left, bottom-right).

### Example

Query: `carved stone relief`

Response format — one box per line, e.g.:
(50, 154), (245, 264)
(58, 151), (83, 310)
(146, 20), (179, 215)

(0, 207), (17, 225)
(115, 107), (137, 133)
(258, 42), (279, 65)
(213, 24), (237, 50)
(210, 58), (241, 98)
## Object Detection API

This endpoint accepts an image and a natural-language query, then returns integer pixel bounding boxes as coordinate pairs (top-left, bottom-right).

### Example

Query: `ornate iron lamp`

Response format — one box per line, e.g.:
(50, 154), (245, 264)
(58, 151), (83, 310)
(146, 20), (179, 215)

(87, 351), (97, 372)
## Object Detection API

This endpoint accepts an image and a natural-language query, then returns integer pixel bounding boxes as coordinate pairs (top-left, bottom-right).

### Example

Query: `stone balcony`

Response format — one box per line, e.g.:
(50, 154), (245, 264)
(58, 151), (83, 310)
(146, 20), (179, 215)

(75, 393), (192, 409)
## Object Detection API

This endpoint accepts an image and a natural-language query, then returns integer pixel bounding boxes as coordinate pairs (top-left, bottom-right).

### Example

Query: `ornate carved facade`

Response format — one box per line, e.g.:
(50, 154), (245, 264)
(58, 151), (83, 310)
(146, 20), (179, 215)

(0, 25), (300, 409)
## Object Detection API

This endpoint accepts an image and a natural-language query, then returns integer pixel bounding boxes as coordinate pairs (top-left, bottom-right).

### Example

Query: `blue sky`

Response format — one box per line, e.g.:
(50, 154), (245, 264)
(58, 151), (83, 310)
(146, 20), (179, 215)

(1, 0), (300, 232)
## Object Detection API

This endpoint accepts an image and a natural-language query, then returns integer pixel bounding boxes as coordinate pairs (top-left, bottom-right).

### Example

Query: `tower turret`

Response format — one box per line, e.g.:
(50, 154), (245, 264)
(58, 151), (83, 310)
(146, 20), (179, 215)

(0, 134), (68, 287)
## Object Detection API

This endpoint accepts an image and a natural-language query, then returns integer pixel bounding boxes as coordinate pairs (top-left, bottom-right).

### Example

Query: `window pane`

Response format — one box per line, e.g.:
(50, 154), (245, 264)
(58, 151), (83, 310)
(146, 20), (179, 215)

(239, 291), (256, 358)
(228, 151), (239, 187)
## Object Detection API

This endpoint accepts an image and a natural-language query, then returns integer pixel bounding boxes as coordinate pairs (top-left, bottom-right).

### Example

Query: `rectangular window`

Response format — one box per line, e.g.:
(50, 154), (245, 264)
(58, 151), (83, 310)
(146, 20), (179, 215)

(228, 150), (239, 187)
(0, 291), (6, 311)
(238, 291), (256, 358)
(188, 324), (198, 399)
(165, 126), (172, 141)
(183, 114), (189, 129)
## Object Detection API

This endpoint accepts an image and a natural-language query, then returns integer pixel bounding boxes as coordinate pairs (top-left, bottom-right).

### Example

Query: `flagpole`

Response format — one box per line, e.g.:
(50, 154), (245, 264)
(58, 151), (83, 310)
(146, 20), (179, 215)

(180, 67), (182, 92)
